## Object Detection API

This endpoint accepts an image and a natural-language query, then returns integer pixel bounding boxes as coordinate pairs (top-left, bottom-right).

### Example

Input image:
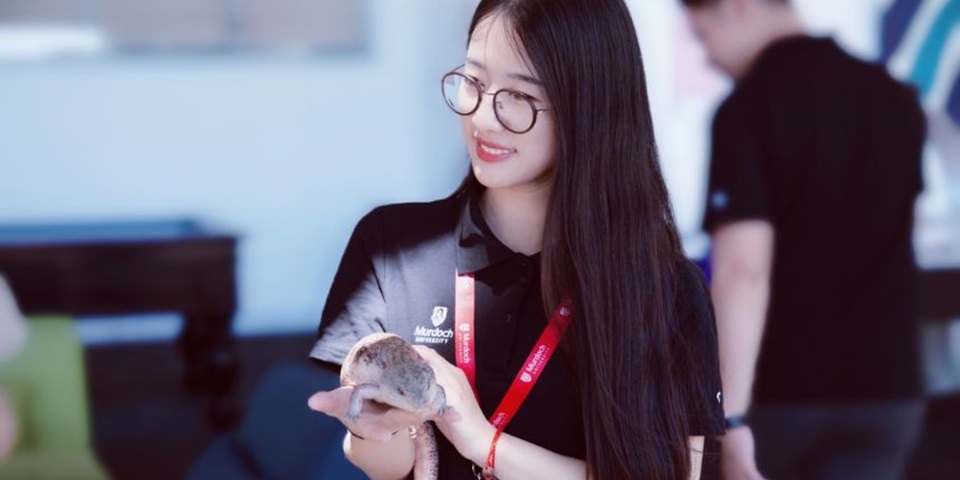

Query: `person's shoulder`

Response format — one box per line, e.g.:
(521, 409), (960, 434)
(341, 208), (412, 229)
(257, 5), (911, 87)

(751, 35), (822, 76)
(712, 82), (761, 132)
(355, 195), (463, 244)
(812, 37), (914, 99)
(713, 93), (742, 123)
(729, 36), (819, 104)
(365, 195), (460, 222)
(825, 41), (925, 127)
(855, 59), (924, 116)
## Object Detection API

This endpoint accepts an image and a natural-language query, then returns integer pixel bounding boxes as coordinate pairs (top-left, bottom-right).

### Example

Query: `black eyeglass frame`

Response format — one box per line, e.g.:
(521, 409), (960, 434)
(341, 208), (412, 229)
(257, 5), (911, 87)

(441, 66), (551, 134)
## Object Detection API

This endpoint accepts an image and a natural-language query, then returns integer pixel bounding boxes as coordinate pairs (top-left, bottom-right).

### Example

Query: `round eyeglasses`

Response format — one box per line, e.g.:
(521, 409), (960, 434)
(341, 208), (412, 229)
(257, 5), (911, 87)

(441, 67), (550, 134)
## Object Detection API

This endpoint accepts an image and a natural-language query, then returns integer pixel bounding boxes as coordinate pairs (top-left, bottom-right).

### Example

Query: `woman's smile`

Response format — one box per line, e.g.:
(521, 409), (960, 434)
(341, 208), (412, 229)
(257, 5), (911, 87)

(475, 137), (516, 163)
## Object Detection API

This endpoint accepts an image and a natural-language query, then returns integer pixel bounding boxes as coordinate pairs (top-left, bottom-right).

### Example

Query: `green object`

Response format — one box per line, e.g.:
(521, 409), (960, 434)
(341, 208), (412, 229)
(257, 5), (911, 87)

(0, 316), (109, 479)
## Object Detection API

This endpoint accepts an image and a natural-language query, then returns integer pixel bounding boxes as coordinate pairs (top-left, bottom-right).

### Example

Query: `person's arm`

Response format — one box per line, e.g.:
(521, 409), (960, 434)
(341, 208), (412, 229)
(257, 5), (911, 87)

(310, 354), (590, 480)
(307, 208), (420, 479)
(417, 347), (707, 480)
(310, 385), (453, 480)
(343, 423), (416, 480)
(710, 220), (774, 480)
(455, 430), (706, 480)
(464, 427), (588, 480)
(711, 220), (773, 417)
(311, 394), (417, 480)
(411, 346), (585, 479)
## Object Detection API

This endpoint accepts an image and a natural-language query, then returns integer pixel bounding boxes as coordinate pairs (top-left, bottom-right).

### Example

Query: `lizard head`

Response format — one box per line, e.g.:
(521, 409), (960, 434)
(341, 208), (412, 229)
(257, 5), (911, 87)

(379, 360), (448, 416)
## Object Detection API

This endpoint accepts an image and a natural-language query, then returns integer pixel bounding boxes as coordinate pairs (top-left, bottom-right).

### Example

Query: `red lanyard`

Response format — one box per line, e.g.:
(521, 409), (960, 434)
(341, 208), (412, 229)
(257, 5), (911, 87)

(454, 271), (573, 432)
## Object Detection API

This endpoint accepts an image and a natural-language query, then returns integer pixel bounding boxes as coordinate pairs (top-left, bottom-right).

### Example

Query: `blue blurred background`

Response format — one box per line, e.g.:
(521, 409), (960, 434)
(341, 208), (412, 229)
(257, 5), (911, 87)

(0, 0), (956, 478)
(0, 0), (476, 339)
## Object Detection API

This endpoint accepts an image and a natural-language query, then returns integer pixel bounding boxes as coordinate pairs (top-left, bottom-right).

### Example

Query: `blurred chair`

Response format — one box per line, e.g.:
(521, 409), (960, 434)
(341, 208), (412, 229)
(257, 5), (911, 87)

(187, 361), (366, 480)
(0, 315), (109, 480)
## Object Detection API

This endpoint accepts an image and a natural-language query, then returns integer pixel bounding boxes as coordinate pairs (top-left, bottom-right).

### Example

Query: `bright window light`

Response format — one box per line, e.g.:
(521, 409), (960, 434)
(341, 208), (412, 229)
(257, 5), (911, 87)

(0, 24), (105, 60)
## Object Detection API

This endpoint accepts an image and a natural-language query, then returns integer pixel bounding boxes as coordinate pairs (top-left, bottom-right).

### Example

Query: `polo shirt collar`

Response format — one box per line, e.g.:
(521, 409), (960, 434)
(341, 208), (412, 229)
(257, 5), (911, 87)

(456, 190), (518, 274)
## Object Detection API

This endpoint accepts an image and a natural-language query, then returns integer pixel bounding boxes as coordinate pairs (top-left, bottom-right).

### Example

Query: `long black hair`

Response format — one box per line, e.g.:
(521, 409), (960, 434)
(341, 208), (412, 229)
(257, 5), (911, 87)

(453, 0), (700, 478)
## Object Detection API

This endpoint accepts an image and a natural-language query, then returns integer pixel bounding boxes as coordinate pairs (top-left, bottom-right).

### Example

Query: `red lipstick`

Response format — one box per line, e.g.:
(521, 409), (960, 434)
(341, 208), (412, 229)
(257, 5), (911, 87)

(475, 138), (516, 163)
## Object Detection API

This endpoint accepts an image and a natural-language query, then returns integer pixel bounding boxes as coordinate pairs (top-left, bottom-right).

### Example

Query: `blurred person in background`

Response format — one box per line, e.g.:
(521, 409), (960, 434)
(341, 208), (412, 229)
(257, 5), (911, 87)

(0, 276), (28, 465)
(682, 0), (928, 478)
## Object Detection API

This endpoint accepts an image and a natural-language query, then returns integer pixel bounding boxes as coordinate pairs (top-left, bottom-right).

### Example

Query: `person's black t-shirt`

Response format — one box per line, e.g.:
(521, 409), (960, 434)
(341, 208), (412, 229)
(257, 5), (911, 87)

(313, 190), (724, 479)
(702, 36), (926, 402)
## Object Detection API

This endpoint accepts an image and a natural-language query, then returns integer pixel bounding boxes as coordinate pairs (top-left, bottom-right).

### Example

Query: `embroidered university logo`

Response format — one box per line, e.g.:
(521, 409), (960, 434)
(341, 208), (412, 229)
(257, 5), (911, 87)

(431, 306), (448, 327)
(415, 306), (455, 345)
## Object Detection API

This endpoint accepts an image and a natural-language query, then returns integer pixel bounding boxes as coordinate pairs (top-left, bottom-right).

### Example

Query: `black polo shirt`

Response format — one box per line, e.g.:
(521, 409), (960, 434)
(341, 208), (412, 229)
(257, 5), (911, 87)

(313, 190), (723, 479)
(702, 36), (926, 403)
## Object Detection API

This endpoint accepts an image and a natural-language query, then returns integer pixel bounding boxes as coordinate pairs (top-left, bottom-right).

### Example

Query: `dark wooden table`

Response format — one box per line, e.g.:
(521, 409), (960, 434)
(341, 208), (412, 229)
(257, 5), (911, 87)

(0, 219), (240, 426)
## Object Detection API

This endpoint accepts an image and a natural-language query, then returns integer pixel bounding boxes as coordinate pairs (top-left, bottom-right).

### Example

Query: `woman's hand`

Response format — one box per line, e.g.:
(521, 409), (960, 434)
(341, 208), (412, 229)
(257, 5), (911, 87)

(413, 346), (495, 464)
(308, 385), (458, 442)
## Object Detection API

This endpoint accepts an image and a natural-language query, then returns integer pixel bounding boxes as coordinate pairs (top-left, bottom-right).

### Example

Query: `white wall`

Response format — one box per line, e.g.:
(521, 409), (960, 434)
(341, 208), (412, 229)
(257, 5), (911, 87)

(0, 0), (475, 338)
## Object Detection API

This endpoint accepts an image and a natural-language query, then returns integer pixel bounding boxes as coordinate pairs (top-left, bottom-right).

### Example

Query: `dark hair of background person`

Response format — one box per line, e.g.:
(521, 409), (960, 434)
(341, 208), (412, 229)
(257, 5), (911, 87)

(450, 0), (712, 478)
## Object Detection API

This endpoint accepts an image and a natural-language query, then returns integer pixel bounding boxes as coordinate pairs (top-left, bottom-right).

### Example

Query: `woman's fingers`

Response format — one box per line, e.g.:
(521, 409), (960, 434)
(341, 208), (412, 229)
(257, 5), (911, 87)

(308, 386), (434, 441)
(413, 345), (457, 377)
(414, 345), (470, 389)
(381, 405), (429, 426)
(347, 405), (427, 441)
(412, 345), (435, 355)
(436, 405), (462, 423)
(307, 386), (354, 417)
(412, 344), (452, 361)
(412, 346), (494, 458)
(307, 348), (472, 445)
(412, 346), (470, 424)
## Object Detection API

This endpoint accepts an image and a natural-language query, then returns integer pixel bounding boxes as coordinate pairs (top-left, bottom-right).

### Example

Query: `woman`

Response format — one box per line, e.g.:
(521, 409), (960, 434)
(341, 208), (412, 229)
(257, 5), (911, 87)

(308, 0), (723, 478)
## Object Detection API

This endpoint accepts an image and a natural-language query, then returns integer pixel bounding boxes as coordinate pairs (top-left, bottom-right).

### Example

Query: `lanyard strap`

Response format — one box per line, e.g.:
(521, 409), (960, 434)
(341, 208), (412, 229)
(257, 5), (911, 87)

(454, 271), (573, 433)
(455, 272), (479, 399)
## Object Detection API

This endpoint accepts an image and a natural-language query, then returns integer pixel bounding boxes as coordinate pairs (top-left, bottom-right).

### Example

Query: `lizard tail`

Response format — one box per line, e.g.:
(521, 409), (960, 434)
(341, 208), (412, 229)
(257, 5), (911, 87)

(411, 422), (439, 480)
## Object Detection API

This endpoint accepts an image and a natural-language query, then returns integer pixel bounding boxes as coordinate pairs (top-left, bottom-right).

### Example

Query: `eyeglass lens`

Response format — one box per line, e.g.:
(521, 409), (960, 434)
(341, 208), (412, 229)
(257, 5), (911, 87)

(442, 72), (537, 133)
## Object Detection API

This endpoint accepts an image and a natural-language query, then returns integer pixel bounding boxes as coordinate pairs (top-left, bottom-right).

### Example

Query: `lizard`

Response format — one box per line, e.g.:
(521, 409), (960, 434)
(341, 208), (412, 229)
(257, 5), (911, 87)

(340, 332), (451, 480)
